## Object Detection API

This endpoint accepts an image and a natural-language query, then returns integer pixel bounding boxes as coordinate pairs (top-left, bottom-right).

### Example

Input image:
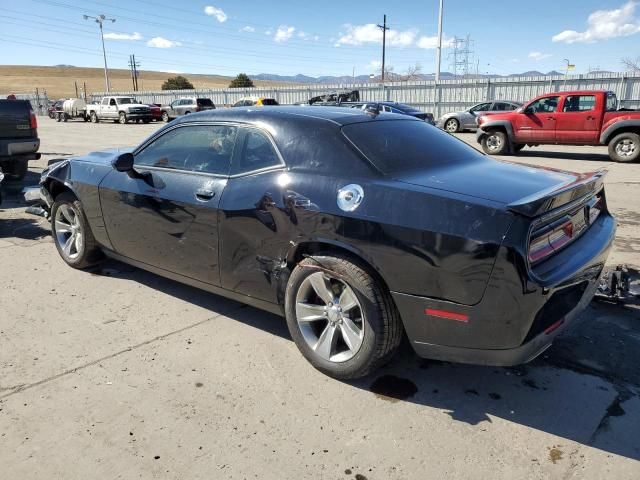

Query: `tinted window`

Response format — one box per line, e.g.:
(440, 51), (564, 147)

(342, 120), (483, 174)
(118, 98), (134, 104)
(135, 125), (237, 175)
(562, 95), (595, 112)
(197, 98), (214, 107)
(393, 103), (420, 112)
(260, 98), (279, 106)
(231, 129), (282, 175)
(492, 103), (512, 111)
(526, 96), (559, 113)
(606, 93), (617, 111)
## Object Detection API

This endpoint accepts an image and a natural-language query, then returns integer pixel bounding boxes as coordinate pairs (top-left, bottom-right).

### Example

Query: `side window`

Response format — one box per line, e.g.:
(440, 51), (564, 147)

(492, 103), (506, 111)
(102, 98), (109, 105)
(526, 96), (559, 113)
(506, 103), (518, 110)
(606, 93), (618, 112)
(382, 105), (392, 112)
(230, 128), (282, 175)
(470, 103), (491, 113)
(110, 99), (117, 106)
(135, 125), (237, 175)
(562, 95), (596, 112)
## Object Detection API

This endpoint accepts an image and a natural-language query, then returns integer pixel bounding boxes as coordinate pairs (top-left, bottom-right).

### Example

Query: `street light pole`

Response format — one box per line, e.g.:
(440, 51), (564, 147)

(83, 14), (116, 92)
(435, 0), (444, 83)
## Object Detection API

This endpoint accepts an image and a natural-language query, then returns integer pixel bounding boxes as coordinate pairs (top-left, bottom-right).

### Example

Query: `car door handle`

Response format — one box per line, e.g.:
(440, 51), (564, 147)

(546, 117), (555, 121)
(587, 116), (596, 120)
(195, 189), (215, 201)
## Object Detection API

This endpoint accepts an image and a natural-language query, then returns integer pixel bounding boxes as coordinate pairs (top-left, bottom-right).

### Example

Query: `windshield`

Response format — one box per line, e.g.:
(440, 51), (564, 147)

(342, 120), (483, 174)
(118, 98), (136, 104)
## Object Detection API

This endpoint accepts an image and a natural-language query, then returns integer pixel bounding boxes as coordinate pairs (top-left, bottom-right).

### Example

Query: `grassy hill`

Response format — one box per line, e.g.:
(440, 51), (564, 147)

(0, 65), (291, 99)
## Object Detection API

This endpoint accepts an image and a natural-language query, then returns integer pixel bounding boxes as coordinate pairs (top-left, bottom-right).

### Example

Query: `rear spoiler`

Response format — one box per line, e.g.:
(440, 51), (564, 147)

(508, 169), (607, 217)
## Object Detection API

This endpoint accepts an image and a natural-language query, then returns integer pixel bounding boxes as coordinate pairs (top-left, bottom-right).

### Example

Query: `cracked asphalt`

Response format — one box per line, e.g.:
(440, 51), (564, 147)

(1, 121), (639, 479)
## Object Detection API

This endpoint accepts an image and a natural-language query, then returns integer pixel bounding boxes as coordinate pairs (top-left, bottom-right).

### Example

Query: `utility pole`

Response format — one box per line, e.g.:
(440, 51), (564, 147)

(377, 15), (390, 83)
(435, 0), (444, 82)
(83, 14), (116, 92)
(128, 54), (141, 91)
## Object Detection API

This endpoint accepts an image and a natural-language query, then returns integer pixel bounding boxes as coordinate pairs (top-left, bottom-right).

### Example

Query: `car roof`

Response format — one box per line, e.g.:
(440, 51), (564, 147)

(174, 105), (419, 127)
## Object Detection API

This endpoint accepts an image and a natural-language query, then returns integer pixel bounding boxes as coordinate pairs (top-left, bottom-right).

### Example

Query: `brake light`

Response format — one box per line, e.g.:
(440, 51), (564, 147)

(30, 110), (38, 129)
(528, 195), (603, 264)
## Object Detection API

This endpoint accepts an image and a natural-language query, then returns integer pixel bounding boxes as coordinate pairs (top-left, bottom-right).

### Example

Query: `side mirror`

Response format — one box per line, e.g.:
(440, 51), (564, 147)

(113, 152), (134, 172)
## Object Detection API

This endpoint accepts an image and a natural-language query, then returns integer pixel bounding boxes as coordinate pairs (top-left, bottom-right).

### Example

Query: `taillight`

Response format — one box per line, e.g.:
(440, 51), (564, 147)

(528, 194), (603, 264)
(30, 110), (38, 129)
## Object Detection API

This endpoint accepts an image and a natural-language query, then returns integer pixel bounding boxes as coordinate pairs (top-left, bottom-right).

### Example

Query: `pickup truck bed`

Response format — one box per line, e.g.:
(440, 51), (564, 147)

(0, 100), (40, 180)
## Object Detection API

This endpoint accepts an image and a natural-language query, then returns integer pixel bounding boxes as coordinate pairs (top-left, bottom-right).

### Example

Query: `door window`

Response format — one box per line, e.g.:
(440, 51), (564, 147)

(469, 103), (491, 113)
(135, 125), (237, 175)
(493, 102), (515, 111)
(102, 98), (110, 105)
(109, 99), (117, 106)
(526, 97), (559, 113)
(562, 95), (596, 112)
(230, 128), (282, 175)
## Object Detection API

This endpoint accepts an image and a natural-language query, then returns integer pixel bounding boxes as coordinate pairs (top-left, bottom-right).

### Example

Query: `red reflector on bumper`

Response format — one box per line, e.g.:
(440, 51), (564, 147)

(544, 318), (565, 335)
(425, 308), (469, 323)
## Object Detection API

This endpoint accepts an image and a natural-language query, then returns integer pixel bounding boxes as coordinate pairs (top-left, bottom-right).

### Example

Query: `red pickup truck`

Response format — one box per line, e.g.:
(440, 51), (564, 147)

(476, 90), (640, 162)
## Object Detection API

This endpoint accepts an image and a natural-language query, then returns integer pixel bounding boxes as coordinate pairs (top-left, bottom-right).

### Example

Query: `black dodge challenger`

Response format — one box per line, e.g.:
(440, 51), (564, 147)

(31, 106), (615, 379)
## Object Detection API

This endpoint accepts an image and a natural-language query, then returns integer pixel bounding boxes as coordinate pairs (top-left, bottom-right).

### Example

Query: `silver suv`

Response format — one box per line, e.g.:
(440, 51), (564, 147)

(160, 98), (215, 122)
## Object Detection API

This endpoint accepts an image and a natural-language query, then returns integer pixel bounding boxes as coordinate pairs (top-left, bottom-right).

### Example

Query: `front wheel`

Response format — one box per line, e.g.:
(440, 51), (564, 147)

(444, 118), (460, 133)
(285, 254), (403, 379)
(51, 192), (103, 269)
(90, 111), (99, 123)
(161, 111), (170, 122)
(608, 132), (640, 163)
(118, 112), (127, 124)
(481, 130), (509, 155)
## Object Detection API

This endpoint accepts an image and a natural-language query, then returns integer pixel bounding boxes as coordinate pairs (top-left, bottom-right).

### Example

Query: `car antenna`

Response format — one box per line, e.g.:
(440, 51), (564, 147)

(364, 103), (380, 117)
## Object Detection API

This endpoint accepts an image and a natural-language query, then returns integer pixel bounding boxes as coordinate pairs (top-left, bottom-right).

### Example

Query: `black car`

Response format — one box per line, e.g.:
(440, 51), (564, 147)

(29, 107), (615, 379)
(319, 101), (435, 124)
(0, 99), (41, 180)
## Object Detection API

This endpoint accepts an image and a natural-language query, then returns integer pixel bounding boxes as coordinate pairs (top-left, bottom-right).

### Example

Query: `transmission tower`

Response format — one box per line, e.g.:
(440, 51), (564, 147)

(448, 35), (475, 77)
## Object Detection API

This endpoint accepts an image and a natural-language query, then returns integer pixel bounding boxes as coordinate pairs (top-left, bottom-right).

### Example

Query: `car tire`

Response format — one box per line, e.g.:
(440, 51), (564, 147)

(285, 254), (403, 380)
(90, 112), (99, 123)
(161, 111), (170, 122)
(118, 112), (127, 124)
(51, 192), (103, 269)
(142, 118), (151, 124)
(513, 144), (525, 153)
(184, 111), (191, 115)
(444, 118), (460, 133)
(56, 112), (62, 122)
(481, 130), (509, 155)
(608, 132), (640, 163)
(2, 160), (28, 181)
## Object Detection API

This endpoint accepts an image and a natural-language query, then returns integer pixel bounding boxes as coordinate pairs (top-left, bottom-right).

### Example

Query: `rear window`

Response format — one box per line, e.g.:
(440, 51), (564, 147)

(197, 98), (214, 107)
(261, 98), (279, 106)
(342, 120), (482, 174)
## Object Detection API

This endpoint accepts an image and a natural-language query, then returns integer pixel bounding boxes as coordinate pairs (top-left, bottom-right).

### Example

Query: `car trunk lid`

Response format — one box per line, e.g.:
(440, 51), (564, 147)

(0, 100), (36, 139)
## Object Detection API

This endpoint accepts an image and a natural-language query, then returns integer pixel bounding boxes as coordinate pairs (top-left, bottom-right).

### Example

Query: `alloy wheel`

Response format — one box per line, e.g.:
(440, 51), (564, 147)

(295, 271), (365, 363)
(445, 119), (458, 133)
(54, 204), (83, 260)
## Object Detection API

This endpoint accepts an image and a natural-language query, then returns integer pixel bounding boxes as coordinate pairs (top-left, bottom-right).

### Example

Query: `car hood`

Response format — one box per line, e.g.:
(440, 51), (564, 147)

(394, 158), (579, 205)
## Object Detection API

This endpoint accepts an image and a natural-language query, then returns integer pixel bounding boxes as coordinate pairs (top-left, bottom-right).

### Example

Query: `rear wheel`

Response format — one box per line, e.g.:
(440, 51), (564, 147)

(608, 132), (640, 163)
(481, 130), (509, 155)
(444, 118), (460, 133)
(285, 254), (403, 379)
(1, 160), (28, 181)
(51, 192), (103, 269)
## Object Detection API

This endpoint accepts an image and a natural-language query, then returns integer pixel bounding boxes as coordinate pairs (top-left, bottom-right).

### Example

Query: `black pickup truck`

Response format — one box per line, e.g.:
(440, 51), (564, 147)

(0, 99), (41, 181)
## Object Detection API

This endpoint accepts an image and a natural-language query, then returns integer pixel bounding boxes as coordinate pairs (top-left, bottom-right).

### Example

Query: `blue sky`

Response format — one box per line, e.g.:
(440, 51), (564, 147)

(1, 0), (639, 77)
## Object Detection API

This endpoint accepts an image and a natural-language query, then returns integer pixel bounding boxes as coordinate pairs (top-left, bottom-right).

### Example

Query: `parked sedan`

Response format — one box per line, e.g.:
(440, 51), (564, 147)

(437, 100), (521, 133)
(29, 107), (614, 379)
(161, 97), (215, 122)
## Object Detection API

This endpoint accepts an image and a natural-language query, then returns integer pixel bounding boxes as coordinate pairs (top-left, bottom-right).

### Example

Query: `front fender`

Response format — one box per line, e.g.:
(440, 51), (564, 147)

(476, 120), (514, 144)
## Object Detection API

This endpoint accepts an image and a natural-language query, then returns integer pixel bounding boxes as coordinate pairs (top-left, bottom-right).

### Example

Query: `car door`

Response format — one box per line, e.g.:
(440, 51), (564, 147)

(218, 126), (289, 303)
(168, 100), (179, 118)
(99, 123), (238, 286)
(554, 94), (600, 144)
(513, 96), (559, 143)
(464, 102), (491, 128)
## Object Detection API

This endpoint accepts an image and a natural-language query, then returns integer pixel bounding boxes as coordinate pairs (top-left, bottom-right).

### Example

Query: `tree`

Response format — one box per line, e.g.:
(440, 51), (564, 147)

(622, 57), (640, 73)
(161, 75), (194, 90)
(402, 63), (423, 82)
(229, 73), (255, 88)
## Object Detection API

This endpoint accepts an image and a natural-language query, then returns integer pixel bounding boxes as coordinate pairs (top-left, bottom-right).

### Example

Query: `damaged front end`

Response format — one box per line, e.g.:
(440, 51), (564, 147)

(23, 158), (70, 219)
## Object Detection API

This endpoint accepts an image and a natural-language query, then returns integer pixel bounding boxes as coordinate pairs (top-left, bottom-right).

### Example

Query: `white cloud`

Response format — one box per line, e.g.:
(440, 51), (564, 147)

(166, 70), (183, 74)
(274, 25), (295, 43)
(297, 31), (308, 39)
(528, 51), (553, 61)
(240, 26), (255, 33)
(103, 31), (142, 41)
(336, 24), (417, 47)
(264, 29), (273, 35)
(204, 5), (227, 23)
(552, 1), (640, 43)
(146, 37), (182, 48)
(368, 60), (382, 69)
(416, 35), (454, 49)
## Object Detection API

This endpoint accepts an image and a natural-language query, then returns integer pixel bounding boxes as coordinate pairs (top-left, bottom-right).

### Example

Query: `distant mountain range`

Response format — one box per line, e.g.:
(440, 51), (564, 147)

(252, 70), (579, 84)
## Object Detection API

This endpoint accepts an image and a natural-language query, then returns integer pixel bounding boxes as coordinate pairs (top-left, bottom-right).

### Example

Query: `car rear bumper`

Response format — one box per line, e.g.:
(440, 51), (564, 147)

(0, 138), (40, 157)
(392, 212), (615, 366)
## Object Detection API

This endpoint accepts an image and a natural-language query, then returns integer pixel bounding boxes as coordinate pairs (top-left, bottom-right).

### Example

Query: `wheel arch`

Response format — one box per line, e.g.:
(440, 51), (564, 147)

(601, 122), (640, 145)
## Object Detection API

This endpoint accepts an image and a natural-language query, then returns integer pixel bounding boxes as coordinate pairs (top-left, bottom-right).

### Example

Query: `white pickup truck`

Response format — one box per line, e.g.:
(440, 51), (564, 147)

(87, 96), (152, 124)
